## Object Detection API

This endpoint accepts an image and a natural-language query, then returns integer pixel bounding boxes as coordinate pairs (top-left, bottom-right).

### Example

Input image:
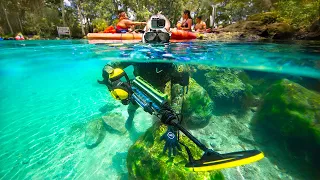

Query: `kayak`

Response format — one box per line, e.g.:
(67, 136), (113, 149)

(87, 30), (197, 43)
(170, 29), (197, 40)
(87, 33), (142, 40)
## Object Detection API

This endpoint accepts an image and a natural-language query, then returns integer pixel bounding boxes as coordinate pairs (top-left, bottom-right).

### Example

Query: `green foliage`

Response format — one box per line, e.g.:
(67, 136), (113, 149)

(92, 18), (108, 32)
(247, 12), (281, 24)
(274, 0), (320, 29)
(0, 0), (318, 37)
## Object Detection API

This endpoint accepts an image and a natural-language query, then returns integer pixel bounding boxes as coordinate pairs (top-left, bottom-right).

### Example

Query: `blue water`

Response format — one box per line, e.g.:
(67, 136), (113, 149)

(0, 40), (319, 179)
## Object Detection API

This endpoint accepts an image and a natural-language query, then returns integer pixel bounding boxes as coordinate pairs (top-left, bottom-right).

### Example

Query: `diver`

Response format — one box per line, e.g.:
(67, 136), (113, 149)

(98, 60), (189, 156)
(97, 63), (265, 172)
(97, 13), (265, 171)
(98, 13), (188, 158)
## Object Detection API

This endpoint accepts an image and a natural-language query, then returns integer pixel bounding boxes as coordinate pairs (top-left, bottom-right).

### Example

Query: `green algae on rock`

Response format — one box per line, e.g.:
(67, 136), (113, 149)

(127, 122), (224, 180)
(191, 65), (249, 112)
(254, 79), (320, 166)
(169, 78), (213, 129)
(212, 11), (295, 40)
(84, 116), (106, 149)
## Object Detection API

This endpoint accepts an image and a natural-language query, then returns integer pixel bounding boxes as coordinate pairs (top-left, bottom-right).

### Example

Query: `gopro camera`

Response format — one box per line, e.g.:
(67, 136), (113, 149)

(151, 18), (166, 29)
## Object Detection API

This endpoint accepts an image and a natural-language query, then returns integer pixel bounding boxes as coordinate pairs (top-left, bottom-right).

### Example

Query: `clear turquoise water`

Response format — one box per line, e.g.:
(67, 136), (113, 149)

(0, 40), (319, 179)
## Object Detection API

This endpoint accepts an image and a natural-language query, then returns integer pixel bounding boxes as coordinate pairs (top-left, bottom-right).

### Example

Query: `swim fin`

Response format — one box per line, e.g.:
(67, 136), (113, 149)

(185, 150), (264, 172)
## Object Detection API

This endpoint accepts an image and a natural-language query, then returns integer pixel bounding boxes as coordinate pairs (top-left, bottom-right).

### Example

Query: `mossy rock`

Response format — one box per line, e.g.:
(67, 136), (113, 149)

(221, 21), (265, 33)
(247, 12), (280, 25)
(169, 78), (213, 129)
(127, 122), (224, 180)
(266, 23), (294, 39)
(254, 79), (320, 166)
(191, 65), (249, 112)
(84, 116), (106, 149)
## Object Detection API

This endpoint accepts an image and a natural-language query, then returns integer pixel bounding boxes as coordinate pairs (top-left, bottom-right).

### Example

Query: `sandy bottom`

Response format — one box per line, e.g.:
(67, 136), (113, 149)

(190, 110), (317, 180)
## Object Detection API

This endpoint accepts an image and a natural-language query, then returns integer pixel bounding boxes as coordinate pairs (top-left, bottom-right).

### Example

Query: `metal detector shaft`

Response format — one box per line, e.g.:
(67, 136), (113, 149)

(171, 121), (208, 152)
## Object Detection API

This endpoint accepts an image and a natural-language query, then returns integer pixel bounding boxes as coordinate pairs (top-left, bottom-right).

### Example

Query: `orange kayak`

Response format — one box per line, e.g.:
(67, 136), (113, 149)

(87, 33), (142, 40)
(171, 30), (197, 40)
(87, 30), (197, 43)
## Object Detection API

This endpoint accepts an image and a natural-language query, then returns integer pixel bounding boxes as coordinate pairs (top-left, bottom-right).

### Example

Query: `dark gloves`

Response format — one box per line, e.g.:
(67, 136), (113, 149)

(160, 126), (181, 157)
(160, 106), (177, 125)
(97, 66), (111, 88)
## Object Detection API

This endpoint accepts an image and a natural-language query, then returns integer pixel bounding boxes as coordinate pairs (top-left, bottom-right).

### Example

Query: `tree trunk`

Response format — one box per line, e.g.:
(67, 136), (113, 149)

(61, 0), (66, 26)
(18, 15), (23, 32)
(112, 0), (118, 13)
(77, 3), (85, 36)
(263, 0), (274, 10)
(1, 2), (14, 34)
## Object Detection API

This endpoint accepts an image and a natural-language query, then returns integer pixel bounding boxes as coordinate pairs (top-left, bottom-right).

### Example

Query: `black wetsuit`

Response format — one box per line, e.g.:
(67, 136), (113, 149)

(103, 61), (189, 91)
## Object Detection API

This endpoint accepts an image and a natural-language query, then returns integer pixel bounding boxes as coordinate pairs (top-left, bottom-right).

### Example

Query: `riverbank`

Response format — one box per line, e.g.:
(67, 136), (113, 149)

(2, 15), (319, 42)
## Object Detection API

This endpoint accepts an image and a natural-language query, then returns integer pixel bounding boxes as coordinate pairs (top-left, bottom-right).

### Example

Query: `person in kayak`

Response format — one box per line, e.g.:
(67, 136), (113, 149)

(177, 10), (193, 31)
(116, 10), (147, 33)
(194, 15), (207, 32)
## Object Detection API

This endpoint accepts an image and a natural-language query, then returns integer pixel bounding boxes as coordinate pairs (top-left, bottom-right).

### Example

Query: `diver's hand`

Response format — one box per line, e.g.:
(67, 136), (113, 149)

(97, 79), (112, 90)
(160, 127), (181, 157)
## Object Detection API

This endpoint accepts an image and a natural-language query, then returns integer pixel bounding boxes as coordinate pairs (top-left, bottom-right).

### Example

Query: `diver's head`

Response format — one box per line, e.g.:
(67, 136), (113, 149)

(143, 13), (171, 43)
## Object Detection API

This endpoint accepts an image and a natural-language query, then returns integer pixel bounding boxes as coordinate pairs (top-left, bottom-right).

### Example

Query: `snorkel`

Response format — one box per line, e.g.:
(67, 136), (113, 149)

(104, 66), (265, 171)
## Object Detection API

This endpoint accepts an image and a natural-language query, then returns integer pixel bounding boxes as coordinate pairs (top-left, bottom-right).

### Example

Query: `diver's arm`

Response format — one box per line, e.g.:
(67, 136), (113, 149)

(160, 125), (181, 157)
(159, 104), (182, 157)
(171, 64), (190, 86)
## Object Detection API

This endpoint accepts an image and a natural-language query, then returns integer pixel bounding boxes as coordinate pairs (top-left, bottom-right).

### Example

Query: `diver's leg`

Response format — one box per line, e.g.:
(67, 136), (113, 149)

(125, 102), (139, 130)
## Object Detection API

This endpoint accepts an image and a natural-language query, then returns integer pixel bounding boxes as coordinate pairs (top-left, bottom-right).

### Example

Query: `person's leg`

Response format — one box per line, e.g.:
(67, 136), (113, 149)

(125, 102), (139, 130)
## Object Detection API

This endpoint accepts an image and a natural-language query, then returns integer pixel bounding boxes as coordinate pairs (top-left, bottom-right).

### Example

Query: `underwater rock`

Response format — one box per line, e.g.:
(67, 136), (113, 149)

(22, 158), (30, 164)
(102, 112), (127, 135)
(254, 79), (320, 166)
(172, 78), (213, 129)
(84, 117), (106, 149)
(191, 65), (249, 112)
(127, 122), (224, 180)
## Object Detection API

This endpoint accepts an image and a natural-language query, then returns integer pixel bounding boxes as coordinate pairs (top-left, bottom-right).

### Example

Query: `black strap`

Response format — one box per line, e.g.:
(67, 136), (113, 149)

(179, 141), (195, 163)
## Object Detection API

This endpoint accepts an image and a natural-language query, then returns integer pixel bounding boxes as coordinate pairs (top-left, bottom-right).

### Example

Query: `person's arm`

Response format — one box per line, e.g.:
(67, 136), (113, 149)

(195, 24), (199, 31)
(202, 22), (207, 30)
(124, 20), (146, 26)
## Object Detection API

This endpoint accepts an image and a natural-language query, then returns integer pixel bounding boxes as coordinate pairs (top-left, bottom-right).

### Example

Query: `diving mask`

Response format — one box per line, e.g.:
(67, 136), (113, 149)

(144, 31), (170, 43)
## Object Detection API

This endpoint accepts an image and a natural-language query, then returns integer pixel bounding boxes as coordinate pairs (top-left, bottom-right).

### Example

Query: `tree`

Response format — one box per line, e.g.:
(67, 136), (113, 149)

(1, 1), (14, 34)
(61, 0), (66, 26)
